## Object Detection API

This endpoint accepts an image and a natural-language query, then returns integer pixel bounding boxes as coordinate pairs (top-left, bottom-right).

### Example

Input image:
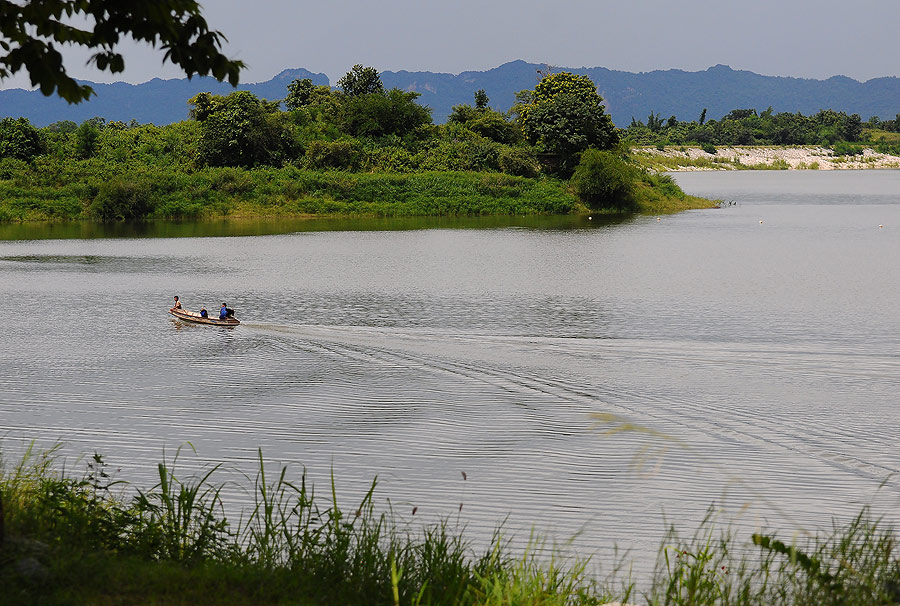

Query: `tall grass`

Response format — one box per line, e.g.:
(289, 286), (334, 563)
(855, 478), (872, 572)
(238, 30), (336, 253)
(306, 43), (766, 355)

(647, 509), (900, 606)
(0, 443), (615, 605)
(8, 444), (896, 605)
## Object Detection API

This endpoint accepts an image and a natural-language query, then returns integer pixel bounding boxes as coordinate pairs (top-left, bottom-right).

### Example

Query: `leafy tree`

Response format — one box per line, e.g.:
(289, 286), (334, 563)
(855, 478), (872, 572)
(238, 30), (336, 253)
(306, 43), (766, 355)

(337, 64), (383, 97)
(75, 117), (104, 158)
(0, 1), (243, 103)
(340, 89), (431, 138)
(646, 112), (664, 132)
(517, 72), (618, 172)
(448, 104), (478, 124)
(724, 109), (757, 121)
(0, 117), (44, 161)
(287, 83), (343, 134)
(474, 89), (489, 110)
(189, 91), (297, 167)
(467, 112), (521, 145)
(448, 96), (520, 145)
(284, 78), (314, 110)
(47, 120), (78, 134)
(699, 108), (707, 125)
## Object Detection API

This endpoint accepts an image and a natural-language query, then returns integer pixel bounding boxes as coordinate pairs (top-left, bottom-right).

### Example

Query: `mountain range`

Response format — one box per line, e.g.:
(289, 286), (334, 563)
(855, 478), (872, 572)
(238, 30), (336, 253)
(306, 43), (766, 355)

(1, 60), (898, 127)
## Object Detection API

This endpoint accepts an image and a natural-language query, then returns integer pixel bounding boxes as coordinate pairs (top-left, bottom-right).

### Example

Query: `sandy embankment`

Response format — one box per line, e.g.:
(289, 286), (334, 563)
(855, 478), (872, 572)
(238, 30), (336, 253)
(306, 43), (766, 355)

(636, 145), (900, 170)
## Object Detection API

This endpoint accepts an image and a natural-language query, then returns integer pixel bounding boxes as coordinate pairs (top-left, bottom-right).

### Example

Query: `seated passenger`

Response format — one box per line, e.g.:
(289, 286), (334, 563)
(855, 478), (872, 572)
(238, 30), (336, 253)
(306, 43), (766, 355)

(200, 307), (208, 318)
(220, 303), (228, 319)
(171, 295), (182, 310)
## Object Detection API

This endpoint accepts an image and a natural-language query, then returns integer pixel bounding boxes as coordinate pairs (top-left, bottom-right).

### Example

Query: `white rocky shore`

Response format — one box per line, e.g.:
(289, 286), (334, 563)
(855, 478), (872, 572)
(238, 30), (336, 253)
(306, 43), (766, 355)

(635, 145), (900, 171)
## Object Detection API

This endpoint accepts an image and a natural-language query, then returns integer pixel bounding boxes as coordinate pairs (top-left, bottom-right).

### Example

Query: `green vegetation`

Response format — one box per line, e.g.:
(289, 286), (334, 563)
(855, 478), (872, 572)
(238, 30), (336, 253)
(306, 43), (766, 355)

(571, 149), (637, 211)
(515, 72), (619, 174)
(626, 107), (867, 147)
(4, 444), (900, 605)
(626, 107), (900, 165)
(0, 67), (712, 224)
(0, 444), (619, 605)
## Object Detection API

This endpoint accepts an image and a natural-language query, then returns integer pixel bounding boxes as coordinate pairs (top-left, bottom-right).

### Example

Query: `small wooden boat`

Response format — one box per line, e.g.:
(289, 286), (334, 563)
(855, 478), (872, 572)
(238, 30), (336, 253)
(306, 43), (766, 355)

(169, 307), (240, 326)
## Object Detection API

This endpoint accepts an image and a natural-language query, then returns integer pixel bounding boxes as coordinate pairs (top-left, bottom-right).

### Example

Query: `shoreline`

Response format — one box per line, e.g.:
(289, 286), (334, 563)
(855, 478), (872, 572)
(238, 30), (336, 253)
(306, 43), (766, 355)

(633, 145), (900, 171)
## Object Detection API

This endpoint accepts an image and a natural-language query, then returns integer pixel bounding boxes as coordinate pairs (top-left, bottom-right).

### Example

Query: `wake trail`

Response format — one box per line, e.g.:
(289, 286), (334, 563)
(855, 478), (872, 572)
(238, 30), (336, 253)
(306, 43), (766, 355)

(244, 322), (900, 493)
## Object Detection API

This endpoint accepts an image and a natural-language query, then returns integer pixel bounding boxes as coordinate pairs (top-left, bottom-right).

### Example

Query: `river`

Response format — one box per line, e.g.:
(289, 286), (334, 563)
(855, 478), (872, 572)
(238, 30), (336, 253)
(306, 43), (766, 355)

(2, 170), (899, 575)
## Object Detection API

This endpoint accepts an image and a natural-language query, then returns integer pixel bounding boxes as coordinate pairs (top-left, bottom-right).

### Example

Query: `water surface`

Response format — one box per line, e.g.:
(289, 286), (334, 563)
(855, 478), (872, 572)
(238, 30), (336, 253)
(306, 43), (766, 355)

(2, 170), (899, 574)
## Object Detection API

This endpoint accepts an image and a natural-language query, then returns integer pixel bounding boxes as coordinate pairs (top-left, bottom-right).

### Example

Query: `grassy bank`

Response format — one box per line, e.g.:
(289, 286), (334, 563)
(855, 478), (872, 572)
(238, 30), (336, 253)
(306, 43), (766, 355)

(3, 445), (900, 605)
(0, 162), (576, 222)
(0, 160), (714, 224)
(0, 445), (620, 606)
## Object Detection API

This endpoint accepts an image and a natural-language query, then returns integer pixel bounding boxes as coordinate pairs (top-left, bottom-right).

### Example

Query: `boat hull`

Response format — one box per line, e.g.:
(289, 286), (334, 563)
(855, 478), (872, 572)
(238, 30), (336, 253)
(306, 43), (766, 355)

(169, 308), (240, 326)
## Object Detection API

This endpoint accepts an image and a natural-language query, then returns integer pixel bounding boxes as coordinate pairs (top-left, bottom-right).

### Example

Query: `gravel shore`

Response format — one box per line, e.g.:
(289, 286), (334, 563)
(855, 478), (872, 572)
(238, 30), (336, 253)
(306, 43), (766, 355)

(635, 145), (900, 170)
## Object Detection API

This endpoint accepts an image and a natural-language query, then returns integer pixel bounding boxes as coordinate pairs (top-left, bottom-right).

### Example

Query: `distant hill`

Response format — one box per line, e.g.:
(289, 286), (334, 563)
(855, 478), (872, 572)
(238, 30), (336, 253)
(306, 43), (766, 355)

(1, 61), (898, 127)
(0, 68), (329, 126)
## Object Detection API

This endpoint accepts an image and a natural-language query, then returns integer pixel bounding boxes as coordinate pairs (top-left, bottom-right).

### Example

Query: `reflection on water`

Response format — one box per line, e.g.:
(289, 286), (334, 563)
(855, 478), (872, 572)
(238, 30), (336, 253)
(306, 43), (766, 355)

(2, 171), (900, 577)
(0, 213), (633, 241)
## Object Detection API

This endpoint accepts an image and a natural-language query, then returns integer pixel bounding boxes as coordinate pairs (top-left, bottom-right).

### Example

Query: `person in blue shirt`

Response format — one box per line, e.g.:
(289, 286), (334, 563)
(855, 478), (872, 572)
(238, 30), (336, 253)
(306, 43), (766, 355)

(220, 303), (228, 319)
(199, 307), (208, 318)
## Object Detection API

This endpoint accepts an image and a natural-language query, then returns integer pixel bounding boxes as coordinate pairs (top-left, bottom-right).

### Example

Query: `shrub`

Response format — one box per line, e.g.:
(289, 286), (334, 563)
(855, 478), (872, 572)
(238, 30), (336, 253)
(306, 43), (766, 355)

(416, 139), (500, 172)
(209, 167), (254, 194)
(0, 157), (29, 180)
(832, 140), (864, 156)
(305, 140), (359, 170)
(700, 142), (717, 154)
(571, 148), (637, 211)
(467, 112), (521, 145)
(89, 179), (155, 221)
(498, 147), (540, 177)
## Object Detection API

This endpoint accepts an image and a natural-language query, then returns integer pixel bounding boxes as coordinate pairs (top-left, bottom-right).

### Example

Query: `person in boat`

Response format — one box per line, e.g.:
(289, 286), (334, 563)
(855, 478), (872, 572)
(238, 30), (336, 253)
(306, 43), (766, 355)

(171, 295), (182, 311)
(199, 306), (208, 318)
(220, 303), (228, 320)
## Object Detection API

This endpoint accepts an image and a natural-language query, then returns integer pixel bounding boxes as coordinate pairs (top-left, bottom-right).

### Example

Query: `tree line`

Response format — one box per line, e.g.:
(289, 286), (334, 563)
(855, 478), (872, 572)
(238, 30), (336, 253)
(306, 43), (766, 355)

(625, 106), (900, 150)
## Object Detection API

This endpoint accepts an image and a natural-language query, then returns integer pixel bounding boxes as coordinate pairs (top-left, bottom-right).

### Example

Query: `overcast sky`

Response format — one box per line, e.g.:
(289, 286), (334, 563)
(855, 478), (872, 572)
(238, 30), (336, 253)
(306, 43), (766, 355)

(3, 0), (899, 89)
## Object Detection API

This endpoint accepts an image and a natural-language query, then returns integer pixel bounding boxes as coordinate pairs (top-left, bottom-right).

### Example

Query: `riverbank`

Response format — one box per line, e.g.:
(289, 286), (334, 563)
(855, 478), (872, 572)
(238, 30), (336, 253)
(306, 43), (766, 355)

(2, 446), (897, 605)
(0, 164), (716, 224)
(632, 145), (900, 171)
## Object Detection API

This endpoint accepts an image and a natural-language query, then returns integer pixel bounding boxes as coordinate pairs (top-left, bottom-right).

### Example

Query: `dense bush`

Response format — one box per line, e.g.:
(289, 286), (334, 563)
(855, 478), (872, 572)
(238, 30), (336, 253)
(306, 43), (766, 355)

(832, 140), (864, 156)
(0, 117), (44, 161)
(305, 140), (359, 170)
(340, 89), (432, 138)
(571, 148), (638, 211)
(89, 179), (155, 221)
(190, 91), (298, 168)
(498, 147), (540, 177)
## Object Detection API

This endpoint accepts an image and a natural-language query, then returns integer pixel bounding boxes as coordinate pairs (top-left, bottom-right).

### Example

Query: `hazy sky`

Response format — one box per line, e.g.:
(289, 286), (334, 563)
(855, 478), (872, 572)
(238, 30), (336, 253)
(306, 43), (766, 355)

(3, 0), (899, 89)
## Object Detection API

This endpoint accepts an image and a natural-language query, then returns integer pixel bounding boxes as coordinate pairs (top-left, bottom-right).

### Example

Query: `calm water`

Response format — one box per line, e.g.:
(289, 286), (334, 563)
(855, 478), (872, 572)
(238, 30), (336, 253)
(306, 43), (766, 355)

(2, 170), (900, 574)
